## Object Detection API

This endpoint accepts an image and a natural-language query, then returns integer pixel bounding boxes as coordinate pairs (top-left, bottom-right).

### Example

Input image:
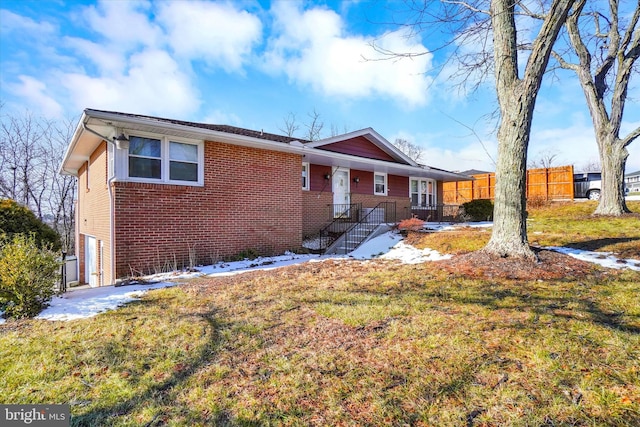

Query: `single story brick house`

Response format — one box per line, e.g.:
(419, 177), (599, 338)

(60, 109), (467, 286)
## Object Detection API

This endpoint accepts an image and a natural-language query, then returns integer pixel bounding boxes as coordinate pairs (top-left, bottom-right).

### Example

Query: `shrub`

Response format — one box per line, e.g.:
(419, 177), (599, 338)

(398, 217), (425, 232)
(0, 199), (61, 250)
(527, 194), (549, 209)
(461, 199), (494, 221)
(0, 234), (61, 319)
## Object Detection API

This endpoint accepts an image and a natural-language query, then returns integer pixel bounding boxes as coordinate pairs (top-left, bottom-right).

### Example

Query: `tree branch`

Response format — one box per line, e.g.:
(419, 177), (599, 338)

(621, 126), (640, 148)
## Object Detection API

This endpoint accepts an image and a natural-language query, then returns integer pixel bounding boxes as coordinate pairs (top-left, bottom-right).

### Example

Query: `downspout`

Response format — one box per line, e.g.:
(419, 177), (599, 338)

(82, 123), (117, 285)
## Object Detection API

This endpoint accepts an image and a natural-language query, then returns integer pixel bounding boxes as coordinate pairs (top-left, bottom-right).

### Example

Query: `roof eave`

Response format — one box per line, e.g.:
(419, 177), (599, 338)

(83, 109), (307, 155)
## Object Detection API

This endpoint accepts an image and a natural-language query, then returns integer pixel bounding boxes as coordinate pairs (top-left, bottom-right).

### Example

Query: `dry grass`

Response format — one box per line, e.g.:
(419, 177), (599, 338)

(405, 227), (491, 254)
(527, 201), (640, 259)
(1, 202), (639, 426)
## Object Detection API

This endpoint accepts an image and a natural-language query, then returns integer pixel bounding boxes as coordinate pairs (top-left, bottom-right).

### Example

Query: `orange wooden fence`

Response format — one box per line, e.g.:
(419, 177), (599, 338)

(443, 165), (574, 204)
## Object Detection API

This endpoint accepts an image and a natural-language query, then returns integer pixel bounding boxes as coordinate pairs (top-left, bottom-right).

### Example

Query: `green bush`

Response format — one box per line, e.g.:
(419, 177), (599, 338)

(0, 199), (61, 250)
(0, 234), (61, 319)
(461, 199), (494, 221)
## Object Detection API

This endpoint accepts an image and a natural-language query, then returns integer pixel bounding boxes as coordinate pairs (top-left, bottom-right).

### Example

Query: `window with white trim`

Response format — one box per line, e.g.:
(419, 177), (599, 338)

(127, 135), (203, 185)
(410, 178), (436, 206)
(302, 162), (309, 190)
(374, 173), (387, 195)
(169, 141), (198, 182)
(129, 136), (161, 179)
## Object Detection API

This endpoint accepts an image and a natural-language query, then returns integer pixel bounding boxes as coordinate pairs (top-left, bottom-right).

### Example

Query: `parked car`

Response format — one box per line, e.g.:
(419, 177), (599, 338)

(574, 172), (601, 200)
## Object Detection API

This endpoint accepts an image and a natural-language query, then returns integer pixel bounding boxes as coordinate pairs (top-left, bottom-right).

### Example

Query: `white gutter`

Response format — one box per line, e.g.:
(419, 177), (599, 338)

(83, 109), (467, 181)
(85, 109), (308, 156)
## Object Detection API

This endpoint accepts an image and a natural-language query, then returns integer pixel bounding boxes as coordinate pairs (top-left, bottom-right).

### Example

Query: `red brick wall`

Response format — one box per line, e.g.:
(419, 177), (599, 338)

(302, 167), (414, 236)
(351, 194), (412, 221)
(113, 141), (302, 278)
(302, 191), (334, 237)
(76, 142), (113, 285)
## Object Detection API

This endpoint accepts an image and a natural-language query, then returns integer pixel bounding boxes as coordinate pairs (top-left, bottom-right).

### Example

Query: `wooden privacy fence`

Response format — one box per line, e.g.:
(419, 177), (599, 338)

(443, 165), (574, 204)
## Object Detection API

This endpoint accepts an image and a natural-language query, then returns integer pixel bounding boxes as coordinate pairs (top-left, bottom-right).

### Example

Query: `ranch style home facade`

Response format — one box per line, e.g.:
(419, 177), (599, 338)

(60, 109), (467, 286)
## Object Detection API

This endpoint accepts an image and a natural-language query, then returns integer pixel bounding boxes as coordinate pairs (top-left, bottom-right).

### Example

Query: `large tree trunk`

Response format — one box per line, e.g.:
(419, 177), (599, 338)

(484, 86), (535, 259)
(595, 137), (630, 215)
(483, 0), (574, 260)
(560, 1), (639, 216)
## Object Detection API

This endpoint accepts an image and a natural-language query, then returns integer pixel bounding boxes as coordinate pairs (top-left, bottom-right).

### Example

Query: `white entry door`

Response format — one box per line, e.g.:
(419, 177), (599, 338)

(332, 168), (350, 217)
(85, 236), (97, 287)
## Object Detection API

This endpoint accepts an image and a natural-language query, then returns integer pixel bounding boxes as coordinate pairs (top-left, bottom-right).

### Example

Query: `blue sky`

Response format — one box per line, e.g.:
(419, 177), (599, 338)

(1, 0), (638, 173)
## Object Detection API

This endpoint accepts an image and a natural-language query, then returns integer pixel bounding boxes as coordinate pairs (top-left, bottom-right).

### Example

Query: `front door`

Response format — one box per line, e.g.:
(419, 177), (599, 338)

(333, 168), (350, 217)
(85, 236), (97, 287)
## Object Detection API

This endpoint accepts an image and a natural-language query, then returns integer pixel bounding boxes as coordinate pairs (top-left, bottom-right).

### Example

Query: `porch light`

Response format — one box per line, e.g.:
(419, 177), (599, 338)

(324, 173), (331, 180)
(113, 133), (130, 150)
(353, 177), (360, 183)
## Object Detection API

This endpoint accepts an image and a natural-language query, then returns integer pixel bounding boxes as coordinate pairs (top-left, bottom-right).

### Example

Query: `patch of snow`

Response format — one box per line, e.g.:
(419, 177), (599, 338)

(348, 232), (404, 259)
(302, 237), (323, 250)
(545, 246), (640, 271)
(381, 241), (452, 264)
(423, 221), (493, 231)
(0, 282), (176, 325)
(36, 282), (177, 322)
(3, 222), (638, 325)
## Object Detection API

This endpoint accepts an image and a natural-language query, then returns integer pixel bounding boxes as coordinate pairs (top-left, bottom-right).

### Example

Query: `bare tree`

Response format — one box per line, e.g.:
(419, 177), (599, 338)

(377, 1), (575, 259)
(0, 109), (77, 253)
(279, 109), (326, 141)
(0, 111), (52, 218)
(552, 0), (640, 215)
(279, 112), (300, 137)
(330, 123), (351, 137)
(305, 109), (325, 142)
(392, 138), (424, 162)
(47, 119), (77, 252)
(528, 149), (560, 169)
(581, 159), (601, 172)
(482, 0), (576, 259)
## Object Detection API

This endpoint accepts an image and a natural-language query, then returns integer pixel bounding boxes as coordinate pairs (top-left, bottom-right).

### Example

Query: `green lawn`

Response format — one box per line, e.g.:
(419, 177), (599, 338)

(1, 202), (639, 426)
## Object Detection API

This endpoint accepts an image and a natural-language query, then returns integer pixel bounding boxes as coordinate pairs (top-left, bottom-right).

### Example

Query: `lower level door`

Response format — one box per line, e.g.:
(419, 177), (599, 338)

(85, 236), (97, 287)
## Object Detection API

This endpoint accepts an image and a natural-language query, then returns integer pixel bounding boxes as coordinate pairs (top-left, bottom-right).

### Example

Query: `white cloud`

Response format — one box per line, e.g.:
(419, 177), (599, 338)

(61, 50), (200, 117)
(202, 109), (242, 126)
(391, 129), (497, 172)
(157, 2), (262, 71)
(62, 37), (125, 76)
(264, 3), (433, 107)
(81, 0), (162, 51)
(0, 9), (56, 35)
(7, 76), (63, 118)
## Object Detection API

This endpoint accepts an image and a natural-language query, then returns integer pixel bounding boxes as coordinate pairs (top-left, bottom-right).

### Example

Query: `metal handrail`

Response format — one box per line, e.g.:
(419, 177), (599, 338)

(323, 201), (397, 255)
(410, 204), (461, 222)
(317, 203), (362, 251)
